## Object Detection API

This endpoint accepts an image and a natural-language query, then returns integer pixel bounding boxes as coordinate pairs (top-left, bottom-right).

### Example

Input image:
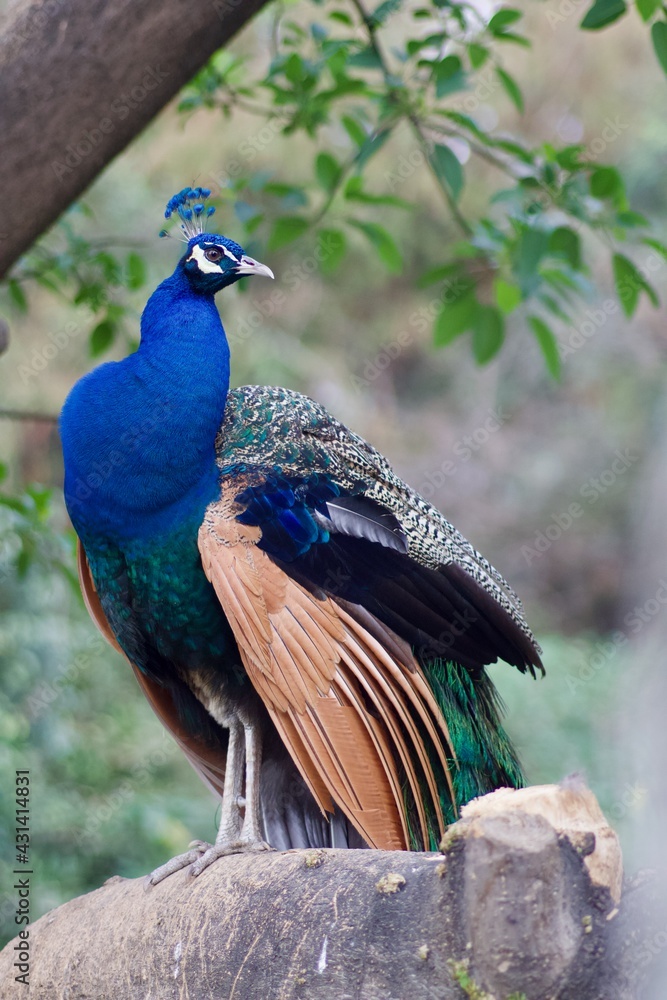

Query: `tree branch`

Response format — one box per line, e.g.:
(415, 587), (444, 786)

(349, 0), (472, 238)
(0, 409), (58, 423)
(0, 783), (661, 999)
(0, 0), (272, 279)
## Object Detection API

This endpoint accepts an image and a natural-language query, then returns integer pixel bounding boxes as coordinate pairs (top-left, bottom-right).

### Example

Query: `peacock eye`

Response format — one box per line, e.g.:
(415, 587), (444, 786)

(204, 247), (223, 263)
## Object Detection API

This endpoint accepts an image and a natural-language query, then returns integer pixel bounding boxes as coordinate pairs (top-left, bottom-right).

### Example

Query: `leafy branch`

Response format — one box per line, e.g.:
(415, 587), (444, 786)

(3, 0), (666, 377)
(172, 0), (665, 375)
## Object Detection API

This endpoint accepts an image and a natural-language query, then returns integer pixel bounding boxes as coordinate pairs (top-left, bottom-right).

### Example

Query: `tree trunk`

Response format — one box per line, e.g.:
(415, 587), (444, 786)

(0, 781), (661, 999)
(0, 0), (270, 278)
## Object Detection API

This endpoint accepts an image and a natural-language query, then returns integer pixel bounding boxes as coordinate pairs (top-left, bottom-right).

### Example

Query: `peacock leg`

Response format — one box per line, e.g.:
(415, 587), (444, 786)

(213, 717), (245, 845)
(188, 716), (271, 876)
(146, 715), (270, 887)
(238, 719), (264, 844)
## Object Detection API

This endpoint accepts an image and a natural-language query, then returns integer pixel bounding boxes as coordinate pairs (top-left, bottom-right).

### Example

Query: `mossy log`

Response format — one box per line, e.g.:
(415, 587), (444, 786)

(0, 782), (660, 999)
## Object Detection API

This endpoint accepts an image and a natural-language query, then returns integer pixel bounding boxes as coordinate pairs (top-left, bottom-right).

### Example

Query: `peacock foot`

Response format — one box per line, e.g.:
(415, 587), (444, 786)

(189, 837), (273, 877)
(144, 837), (273, 887)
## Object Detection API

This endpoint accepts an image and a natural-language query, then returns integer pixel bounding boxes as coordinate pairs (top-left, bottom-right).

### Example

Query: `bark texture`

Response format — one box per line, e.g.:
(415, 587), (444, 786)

(0, 0), (270, 278)
(0, 782), (661, 999)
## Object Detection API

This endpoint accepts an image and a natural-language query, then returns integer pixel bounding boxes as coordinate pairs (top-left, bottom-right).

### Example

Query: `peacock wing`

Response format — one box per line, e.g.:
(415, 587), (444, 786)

(77, 542), (228, 800)
(218, 386), (543, 678)
(197, 480), (458, 851)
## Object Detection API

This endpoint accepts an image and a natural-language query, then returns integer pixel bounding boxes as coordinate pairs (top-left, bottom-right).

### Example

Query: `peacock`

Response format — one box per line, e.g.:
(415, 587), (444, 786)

(59, 187), (543, 883)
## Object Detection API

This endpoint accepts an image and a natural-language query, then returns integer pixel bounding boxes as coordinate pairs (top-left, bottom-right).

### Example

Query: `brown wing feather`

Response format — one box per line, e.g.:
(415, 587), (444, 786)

(76, 543), (228, 800)
(198, 487), (459, 850)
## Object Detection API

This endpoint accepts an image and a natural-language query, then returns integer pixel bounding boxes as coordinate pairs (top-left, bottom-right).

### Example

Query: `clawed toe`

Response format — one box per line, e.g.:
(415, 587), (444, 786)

(145, 839), (274, 886)
(144, 841), (213, 888)
(189, 839), (274, 876)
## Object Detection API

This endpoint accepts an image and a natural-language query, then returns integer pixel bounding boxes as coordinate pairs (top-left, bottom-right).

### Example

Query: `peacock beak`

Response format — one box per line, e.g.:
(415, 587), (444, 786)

(236, 256), (274, 280)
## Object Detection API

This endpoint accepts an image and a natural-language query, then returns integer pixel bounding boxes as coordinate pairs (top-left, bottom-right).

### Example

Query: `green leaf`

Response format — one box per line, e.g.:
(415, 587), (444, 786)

(370, 0), (400, 26)
(268, 216), (310, 251)
(343, 177), (410, 208)
(433, 288), (478, 345)
(315, 152), (342, 194)
(284, 53), (308, 85)
(549, 227), (581, 269)
(495, 67), (524, 112)
(431, 144), (464, 202)
(329, 10), (354, 25)
(616, 210), (648, 227)
(494, 278), (522, 313)
(418, 263), (461, 288)
(341, 114), (367, 147)
(472, 306), (505, 364)
(540, 293), (571, 322)
(580, 0), (627, 29)
(467, 43), (489, 69)
(589, 166), (624, 202)
(89, 320), (116, 357)
(651, 20), (667, 74)
(612, 252), (659, 316)
(126, 252), (146, 290)
(642, 237), (667, 259)
(636, 0), (660, 20)
(8, 279), (27, 312)
(348, 46), (384, 70)
(492, 31), (530, 47)
(554, 144), (586, 170)
(0, 461), (6, 483)
(0, 494), (28, 513)
(529, 316), (561, 379)
(355, 128), (392, 170)
(488, 8), (523, 33)
(318, 228), (347, 274)
(512, 226), (549, 294)
(348, 220), (402, 272)
(434, 55), (466, 97)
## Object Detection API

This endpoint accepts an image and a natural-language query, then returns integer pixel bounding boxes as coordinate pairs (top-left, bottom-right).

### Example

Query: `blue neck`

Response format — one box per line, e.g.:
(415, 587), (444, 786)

(61, 268), (230, 540)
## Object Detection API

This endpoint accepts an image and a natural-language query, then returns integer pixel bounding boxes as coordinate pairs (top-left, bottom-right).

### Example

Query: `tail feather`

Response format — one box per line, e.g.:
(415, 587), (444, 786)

(426, 657), (524, 821)
(259, 660), (523, 853)
(260, 756), (367, 849)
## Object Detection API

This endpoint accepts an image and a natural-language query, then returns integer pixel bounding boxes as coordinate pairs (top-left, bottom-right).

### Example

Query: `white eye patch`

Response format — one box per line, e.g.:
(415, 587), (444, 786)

(186, 243), (240, 274)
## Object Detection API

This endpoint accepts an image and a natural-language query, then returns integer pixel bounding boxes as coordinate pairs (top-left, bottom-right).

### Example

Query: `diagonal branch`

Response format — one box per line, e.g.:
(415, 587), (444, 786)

(0, 0), (271, 280)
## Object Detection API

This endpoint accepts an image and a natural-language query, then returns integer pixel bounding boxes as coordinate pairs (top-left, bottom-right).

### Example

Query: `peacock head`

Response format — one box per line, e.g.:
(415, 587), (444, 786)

(163, 187), (274, 294)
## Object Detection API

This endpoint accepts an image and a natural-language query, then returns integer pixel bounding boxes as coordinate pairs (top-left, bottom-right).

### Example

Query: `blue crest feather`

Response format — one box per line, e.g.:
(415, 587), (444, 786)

(162, 187), (216, 240)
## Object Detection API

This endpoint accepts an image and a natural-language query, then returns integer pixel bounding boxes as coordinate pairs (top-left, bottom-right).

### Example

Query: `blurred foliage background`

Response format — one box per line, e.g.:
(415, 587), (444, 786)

(2, 0), (667, 947)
